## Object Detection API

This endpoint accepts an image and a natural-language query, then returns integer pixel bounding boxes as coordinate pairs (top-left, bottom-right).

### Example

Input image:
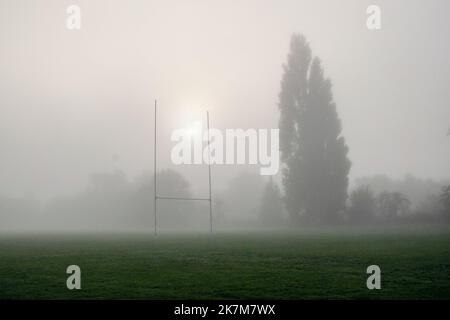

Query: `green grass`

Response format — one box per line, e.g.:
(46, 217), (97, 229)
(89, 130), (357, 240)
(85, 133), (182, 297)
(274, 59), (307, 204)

(0, 226), (449, 299)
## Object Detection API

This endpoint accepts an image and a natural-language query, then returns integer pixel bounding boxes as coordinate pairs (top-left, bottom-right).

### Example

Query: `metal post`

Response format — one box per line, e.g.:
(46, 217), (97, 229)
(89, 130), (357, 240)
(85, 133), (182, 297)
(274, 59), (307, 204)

(154, 100), (157, 236)
(206, 111), (213, 233)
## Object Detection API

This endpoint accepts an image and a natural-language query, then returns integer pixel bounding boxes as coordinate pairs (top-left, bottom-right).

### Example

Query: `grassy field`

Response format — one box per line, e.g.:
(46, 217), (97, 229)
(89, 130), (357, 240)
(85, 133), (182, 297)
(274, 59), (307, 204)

(0, 226), (449, 299)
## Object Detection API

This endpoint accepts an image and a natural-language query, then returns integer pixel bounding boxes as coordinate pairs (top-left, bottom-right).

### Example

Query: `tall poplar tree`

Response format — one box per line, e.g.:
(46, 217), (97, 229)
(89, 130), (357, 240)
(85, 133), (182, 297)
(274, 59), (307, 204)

(278, 34), (351, 224)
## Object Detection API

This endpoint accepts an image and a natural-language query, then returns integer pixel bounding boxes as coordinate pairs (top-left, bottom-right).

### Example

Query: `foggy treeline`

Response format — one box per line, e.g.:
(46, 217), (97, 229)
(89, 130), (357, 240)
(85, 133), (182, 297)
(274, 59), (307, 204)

(0, 169), (449, 232)
(0, 169), (266, 231)
(0, 169), (200, 232)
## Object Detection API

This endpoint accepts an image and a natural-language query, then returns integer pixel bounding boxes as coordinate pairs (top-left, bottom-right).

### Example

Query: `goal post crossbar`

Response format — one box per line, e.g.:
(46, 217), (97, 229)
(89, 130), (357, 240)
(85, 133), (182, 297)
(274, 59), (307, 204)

(156, 196), (211, 201)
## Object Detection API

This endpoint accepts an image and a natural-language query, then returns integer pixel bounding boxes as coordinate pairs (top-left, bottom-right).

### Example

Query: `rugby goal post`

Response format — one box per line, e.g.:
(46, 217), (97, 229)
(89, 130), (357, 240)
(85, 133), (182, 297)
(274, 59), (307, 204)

(153, 100), (213, 235)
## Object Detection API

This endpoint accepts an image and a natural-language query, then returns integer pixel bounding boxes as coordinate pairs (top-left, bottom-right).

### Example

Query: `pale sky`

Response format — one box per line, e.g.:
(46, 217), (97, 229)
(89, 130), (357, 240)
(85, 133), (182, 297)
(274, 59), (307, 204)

(0, 0), (449, 200)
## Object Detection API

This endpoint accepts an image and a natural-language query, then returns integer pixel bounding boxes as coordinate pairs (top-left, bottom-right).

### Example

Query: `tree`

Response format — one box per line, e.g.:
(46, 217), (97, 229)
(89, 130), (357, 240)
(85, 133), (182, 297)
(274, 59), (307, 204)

(147, 169), (194, 230)
(222, 172), (265, 221)
(259, 177), (284, 226)
(377, 191), (411, 219)
(44, 169), (195, 231)
(355, 174), (449, 209)
(439, 185), (450, 216)
(348, 185), (376, 223)
(278, 34), (351, 224)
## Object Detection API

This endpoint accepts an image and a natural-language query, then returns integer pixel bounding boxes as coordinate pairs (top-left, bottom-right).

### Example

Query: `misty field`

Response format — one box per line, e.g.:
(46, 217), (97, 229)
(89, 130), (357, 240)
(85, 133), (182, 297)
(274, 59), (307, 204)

(0, 226), (449, 300)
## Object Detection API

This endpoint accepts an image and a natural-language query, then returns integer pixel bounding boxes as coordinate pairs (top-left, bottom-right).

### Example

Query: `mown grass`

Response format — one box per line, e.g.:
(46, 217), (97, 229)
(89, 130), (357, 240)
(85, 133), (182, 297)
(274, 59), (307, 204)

(0, 226), (449, 299)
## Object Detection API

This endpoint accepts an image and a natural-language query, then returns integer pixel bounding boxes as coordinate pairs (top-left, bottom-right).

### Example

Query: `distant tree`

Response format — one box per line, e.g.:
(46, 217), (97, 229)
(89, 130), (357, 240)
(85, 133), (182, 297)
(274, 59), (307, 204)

(377, 191), (411, 218)
(259, 177), (284, 226)
(439, 185), (450, 216)
(55, 169), (195, 230)
(88, 171), (129, 193)
(348, 185), (376, 223)
(155, 169), (191, 199)
(223, 172), (265, 220)
(278, 34), (351, 224)
(150, 169), (194, 229)
(417, 194), (444, 216)
(355, 174), (450, 209)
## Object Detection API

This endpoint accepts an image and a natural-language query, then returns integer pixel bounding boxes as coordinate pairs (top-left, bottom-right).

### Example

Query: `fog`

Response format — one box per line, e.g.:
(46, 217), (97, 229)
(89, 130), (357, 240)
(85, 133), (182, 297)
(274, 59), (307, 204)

(1, 0), (449, 231)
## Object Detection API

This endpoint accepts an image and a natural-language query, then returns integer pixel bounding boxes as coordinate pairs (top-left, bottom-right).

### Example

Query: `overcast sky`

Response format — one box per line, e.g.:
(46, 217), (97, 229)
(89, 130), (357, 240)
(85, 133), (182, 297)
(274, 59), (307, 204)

(1, 0), (449, 200)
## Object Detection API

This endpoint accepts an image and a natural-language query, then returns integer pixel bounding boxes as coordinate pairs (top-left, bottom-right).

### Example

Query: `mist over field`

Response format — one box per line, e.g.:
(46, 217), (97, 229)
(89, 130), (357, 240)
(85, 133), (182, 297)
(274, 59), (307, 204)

(1, 0), (450, 232)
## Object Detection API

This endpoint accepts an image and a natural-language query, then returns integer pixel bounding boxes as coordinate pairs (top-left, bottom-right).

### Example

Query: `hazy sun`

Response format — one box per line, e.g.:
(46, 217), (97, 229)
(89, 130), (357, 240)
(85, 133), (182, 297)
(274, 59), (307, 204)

(183, 121), (202, 138)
